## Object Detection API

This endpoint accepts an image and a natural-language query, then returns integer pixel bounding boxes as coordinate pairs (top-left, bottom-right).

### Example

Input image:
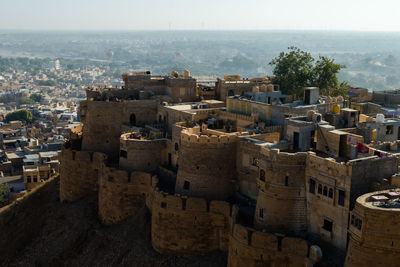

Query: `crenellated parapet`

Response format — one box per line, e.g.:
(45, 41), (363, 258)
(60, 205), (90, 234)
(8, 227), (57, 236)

(345, 190), (400, 266)
(175, 126), (239, 200)
(180, 128), (239, 144)
(59, 148), (106, 202)
(150, 188), (234, 255)
(227, 223), (322, 267)
(98, 165), (158, 225)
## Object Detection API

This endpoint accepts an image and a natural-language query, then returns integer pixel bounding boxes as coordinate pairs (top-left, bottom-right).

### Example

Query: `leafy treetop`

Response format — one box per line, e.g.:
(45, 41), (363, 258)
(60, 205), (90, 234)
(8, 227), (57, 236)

(269, 46), (347, 98)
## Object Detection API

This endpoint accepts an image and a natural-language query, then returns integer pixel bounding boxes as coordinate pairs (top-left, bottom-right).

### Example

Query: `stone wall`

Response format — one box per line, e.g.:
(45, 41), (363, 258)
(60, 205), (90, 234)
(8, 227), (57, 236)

(98, 165), (158, 225)
(119, 134), (167, 172)
(255, 149), (308, 236)
(227, 223), (322, 267)
(306, 153), (350, 250)
(345, 190), (400, 266)
(81, 100), (158, 161)
(175, 130), (238, 200)
(59, 148), (106, 202)
(235, 140), (264, 200)
(151, 189), (233, 255)
(0, 175), (59, 261)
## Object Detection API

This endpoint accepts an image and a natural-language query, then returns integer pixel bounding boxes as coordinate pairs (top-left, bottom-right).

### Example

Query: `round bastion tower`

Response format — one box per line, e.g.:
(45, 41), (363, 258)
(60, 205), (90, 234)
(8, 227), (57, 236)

(175, 125), (238, 200)
(345, 189), (400, 266)
(254, 149), (308, 236)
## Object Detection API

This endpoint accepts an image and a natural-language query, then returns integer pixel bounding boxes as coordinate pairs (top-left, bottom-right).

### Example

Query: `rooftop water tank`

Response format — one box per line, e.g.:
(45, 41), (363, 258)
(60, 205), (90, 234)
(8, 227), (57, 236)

(376, 113), (385, 123)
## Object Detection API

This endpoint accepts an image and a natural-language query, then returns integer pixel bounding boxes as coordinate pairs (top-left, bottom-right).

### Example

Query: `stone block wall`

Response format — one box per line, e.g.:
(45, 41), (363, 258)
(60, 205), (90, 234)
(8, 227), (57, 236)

(98, 166), (158, 225)
(255, 149), (308, 236)
(175, 130), (238, 200)
(150, 189), (233, 255)
(81, 100), (158, 161)
(119, 134), (167, 172)
(345, 190), (400, 266)
(227, 223), (322, 267)
(59, 148), (106, 202)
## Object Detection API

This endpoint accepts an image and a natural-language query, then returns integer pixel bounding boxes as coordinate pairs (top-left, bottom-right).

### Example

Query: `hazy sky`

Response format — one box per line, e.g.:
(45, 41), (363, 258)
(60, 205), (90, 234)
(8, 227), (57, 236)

(1, 0), (400, 31)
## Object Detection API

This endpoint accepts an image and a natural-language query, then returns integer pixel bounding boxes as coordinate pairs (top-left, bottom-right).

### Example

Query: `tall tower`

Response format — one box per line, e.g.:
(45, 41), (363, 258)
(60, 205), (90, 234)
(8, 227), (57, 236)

(175, 126), (237, 200)
(254, 148), (308, 236)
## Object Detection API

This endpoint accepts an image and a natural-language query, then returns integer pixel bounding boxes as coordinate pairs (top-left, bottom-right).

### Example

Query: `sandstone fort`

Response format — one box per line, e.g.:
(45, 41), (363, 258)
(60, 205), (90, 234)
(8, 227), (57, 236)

(3, 70), (400, 266)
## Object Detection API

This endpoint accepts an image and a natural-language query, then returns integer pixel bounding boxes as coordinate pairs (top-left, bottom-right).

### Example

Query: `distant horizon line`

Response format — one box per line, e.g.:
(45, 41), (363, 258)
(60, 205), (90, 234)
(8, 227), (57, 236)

(1, 28), (400, 34)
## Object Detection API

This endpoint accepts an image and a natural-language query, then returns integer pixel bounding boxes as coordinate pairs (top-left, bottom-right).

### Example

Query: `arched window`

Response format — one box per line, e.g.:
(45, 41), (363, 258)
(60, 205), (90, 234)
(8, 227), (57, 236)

(130, 113), (136, 126)
(174, 143), (179, 151)
(318, 184), (322, 194)
(323, 186), (328, 196)
(328, 188), (333, 198)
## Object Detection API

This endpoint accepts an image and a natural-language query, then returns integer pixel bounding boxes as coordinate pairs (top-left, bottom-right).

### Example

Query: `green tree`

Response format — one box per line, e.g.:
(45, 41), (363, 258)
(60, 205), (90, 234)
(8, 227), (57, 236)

(269, 47), (347, 98)
(314, 56), (345, 96)
(38, 80), (57, 86)
(30, 93), (42, 103)
(269, 46), (315, 96)
(5, 109), (33, 125)
(18, 97), (35, 105)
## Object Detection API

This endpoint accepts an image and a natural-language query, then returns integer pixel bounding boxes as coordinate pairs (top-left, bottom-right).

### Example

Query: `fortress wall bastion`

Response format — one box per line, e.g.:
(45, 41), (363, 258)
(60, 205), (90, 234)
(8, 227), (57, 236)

(255, 149), (308, 236)
(59, 148), (106, 202)
(119, 134), (167, 172)
(151, 189), (233, 255)
(175, 130), (238, 200)
(227, 223), (322, 267)
(81, 100), (158, 161)
(98, 165), (158, 225)
(345, 190), (400, 266)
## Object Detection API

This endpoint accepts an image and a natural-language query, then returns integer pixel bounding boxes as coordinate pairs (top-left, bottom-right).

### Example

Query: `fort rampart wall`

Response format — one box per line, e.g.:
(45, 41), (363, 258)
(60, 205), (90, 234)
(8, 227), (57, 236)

(150, 189), (233, 255)
(175, 129), (238, 200)
(227, 223), (322, 267)
(345, 190), (400, 266)
(0, 175), (59, 262)
(119, 134), (167, 172)
(98, 165), (158, 225)
(59, 148), (106, 202)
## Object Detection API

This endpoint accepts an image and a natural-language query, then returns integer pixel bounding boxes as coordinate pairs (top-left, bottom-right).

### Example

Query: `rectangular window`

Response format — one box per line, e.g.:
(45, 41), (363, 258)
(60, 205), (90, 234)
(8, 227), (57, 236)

(108, 176), (114, 182)
(184, 181), (190, 190)
(338, 190), (345, 206)
(387, 125), (394, 134)
(33, 176), (37, 183)
(161, 202), (167, 209)
(120, 150), (127, 158)
(323, 219), (333, 232)
(309, 179), (315, 194)
(259, 170), (265, 182)
(259, 207), (264, 219)
(27, 176), (31, 183)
